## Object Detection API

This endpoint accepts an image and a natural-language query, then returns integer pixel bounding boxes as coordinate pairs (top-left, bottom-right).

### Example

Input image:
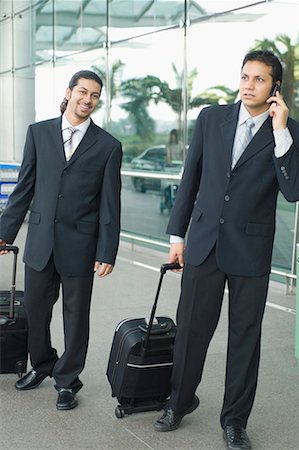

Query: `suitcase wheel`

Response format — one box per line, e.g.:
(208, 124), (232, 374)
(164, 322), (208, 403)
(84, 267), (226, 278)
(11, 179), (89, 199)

(115, 406), (125, 419)
(16, 360), (27, 378)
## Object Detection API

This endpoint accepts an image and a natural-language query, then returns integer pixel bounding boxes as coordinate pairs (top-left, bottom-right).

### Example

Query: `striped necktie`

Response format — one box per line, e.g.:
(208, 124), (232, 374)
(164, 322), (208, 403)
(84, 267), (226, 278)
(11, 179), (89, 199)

(232, 117), (254, 168)
(63, 127), (78, 161)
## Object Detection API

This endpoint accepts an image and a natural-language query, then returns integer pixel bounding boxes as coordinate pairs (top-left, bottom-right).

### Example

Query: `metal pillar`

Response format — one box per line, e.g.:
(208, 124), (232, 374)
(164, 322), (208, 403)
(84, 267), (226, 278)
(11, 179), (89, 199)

(0, 2), (35, 163)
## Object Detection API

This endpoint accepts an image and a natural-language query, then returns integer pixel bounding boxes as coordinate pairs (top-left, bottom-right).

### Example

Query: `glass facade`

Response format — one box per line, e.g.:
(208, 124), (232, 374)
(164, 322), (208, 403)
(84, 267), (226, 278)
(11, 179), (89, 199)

(1, 0), (299, 273)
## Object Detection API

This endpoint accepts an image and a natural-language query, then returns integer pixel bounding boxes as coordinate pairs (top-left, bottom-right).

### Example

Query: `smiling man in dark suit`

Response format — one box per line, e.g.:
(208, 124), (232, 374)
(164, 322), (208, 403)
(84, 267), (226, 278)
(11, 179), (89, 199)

(154, 51), (299, 449)
(0, 70), (122, 410)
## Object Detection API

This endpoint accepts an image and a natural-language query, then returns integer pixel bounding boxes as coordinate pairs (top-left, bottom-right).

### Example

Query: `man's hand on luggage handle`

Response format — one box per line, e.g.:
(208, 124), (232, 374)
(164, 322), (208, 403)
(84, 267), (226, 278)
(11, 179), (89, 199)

(0, 240), (9, 255)
(94, 261), (114, 277)
(168, 242), (184, 272)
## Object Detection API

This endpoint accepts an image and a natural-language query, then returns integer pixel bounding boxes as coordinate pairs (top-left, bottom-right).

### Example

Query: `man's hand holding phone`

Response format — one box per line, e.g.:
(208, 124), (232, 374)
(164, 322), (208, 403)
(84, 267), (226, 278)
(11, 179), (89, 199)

(267, 85), (289, 130)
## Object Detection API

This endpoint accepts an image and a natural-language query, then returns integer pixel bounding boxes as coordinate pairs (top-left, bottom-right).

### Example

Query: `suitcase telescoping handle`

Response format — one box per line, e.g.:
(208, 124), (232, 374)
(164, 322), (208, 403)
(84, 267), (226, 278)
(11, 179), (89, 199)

(142, 262), (181, 349)
(0, 245), (19, 325)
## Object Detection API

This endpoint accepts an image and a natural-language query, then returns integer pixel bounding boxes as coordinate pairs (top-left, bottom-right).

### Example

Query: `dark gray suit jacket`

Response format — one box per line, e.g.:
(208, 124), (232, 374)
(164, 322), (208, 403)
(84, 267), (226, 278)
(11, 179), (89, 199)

(0, 117), (122, 276)
(167, 101), (299, 276)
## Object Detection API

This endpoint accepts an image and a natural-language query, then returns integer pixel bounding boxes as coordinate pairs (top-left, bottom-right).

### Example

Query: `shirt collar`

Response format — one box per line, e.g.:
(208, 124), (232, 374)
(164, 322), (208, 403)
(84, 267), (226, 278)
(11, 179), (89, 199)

(239, 102), (269, 128)
(62, 114), (91, 134)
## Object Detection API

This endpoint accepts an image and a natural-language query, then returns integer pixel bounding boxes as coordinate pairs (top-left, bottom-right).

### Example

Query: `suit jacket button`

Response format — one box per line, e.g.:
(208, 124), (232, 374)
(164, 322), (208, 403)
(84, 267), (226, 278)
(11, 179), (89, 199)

(224, 195), (230, 201)
(219, 218), (225, 224)
(54, 219), (58, 223)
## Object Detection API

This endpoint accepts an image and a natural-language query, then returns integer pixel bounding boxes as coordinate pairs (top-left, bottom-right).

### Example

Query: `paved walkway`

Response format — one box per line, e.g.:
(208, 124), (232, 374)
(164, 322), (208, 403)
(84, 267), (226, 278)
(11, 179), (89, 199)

(0, 226), (298, 449)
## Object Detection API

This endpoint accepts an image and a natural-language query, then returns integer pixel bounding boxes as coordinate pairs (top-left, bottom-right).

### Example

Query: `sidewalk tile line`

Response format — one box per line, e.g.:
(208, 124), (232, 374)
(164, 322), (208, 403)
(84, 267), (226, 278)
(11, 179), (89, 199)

(118, 256), (295, 315)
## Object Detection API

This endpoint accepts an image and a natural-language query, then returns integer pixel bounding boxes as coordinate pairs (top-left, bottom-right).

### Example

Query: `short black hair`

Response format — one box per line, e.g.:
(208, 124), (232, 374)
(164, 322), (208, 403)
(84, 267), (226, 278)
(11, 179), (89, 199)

(68, 70), (103, 90)
(242, 50), (283, 84)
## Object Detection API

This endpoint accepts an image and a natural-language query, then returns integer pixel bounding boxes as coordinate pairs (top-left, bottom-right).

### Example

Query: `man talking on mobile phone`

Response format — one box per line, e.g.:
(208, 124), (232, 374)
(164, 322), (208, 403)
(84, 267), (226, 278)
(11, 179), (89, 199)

(153, 51), (299, 449)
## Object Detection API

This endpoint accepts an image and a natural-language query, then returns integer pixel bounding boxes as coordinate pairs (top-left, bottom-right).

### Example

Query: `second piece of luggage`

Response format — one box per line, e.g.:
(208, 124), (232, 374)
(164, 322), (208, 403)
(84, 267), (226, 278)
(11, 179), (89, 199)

(0, 245), (28, 377)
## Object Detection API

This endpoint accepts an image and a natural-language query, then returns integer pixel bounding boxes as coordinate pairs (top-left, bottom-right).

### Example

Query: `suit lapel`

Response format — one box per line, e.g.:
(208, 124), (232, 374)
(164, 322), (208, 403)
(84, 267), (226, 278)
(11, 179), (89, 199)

(50, 117), (66, 164)
(234, 115), (274, 169)
(220, 101), (240, 170)
(65, 120), (99, 166)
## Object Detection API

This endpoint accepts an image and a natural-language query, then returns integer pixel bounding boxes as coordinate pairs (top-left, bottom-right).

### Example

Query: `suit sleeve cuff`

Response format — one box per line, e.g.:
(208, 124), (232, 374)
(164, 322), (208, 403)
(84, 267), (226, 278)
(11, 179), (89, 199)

(273, 128), (293, 158)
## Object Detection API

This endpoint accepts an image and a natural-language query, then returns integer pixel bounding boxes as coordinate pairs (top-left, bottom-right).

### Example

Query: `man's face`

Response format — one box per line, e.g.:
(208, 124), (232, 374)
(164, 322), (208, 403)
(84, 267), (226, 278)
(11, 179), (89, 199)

(239, 60), (276, 116)
(65, 78), (101, 124)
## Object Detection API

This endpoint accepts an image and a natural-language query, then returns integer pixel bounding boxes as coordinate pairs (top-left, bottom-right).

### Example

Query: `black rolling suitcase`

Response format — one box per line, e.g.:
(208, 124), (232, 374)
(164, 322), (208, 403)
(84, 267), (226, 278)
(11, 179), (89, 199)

(107, 262), (180, 418)
(0, 245), (28, 376)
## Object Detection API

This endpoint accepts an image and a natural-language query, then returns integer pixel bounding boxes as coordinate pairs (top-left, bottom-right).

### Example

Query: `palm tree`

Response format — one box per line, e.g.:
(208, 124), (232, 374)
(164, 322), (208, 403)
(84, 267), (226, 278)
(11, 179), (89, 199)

(162, 64), (199, 133)
(115, 63), (199, 139)
(120, 75), (168, 139)
(191, 85), (239, 108)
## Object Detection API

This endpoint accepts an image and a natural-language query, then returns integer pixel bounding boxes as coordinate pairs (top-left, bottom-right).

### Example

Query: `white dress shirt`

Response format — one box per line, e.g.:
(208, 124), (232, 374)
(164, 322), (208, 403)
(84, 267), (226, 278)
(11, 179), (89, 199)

(61, 115), (91, 159)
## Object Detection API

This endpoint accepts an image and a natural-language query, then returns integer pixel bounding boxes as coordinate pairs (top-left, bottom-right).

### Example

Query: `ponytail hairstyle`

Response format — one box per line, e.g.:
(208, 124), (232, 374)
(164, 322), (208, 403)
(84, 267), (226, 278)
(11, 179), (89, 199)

(60, 97), (68, 115)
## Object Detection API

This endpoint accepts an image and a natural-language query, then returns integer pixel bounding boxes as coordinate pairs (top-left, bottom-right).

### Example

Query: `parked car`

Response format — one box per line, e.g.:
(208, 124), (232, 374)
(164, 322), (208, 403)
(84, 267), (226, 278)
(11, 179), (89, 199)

(130, 145), (183, 193)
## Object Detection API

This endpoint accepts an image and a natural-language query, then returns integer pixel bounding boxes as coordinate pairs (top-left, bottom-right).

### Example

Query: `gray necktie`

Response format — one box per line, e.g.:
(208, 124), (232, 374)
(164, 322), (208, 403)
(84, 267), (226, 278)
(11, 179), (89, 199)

(63, 127), (77, 161)
(232, 117), (254, 168)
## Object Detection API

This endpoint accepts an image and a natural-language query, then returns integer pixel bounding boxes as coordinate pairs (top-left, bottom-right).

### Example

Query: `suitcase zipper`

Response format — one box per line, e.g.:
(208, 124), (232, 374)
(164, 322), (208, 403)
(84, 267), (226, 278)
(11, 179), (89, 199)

(127, 362), (173, 369)
(111, 325), (140, 385)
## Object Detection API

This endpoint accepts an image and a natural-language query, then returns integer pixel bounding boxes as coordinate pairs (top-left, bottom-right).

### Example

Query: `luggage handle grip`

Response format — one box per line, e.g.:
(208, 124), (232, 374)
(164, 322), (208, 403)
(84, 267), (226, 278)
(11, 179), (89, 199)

(142, 262), (181, 349)
(138, 321), (173, 335)
(160, 262), (181, 274)
(0, 245), (19, 254)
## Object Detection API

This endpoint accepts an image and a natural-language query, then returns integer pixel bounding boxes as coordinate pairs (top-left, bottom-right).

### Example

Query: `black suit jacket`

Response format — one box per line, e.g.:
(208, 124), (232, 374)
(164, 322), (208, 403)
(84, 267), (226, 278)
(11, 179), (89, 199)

(0, 117), (122, 276)
(167, 101), (299, 276)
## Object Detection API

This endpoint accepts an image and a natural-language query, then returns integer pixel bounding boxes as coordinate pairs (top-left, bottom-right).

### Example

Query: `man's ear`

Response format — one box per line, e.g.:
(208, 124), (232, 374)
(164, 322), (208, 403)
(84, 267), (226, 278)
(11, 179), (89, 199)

(65, 87), (71, 100)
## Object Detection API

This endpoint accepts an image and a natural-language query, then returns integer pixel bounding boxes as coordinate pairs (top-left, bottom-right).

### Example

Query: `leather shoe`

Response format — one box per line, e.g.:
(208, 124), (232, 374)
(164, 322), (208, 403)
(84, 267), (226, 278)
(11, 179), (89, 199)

(223, 425), (252, 449)
(56, 388), (78, 410)
(154, 395), (199, 432)
(15, 370), (48, 391)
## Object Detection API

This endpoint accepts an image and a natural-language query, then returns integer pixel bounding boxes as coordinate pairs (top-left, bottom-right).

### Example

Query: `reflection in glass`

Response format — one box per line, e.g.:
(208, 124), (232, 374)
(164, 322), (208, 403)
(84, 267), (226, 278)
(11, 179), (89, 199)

(0, 0), (298, 272)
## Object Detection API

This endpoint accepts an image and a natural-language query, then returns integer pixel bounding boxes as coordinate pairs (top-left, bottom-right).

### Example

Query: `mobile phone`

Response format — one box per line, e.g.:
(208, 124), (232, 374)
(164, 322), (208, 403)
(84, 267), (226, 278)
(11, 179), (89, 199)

(271, 84), (280, 97)
(269, 84), (280, 104)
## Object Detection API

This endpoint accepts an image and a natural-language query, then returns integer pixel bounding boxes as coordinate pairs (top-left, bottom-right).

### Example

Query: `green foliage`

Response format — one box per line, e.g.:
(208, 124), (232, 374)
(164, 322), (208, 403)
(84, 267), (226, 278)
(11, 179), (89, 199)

(90, 33), (299, 143)
(119, 65), (200, 140)
(120, 75), (169, 139)
(191, 86), (239, 108)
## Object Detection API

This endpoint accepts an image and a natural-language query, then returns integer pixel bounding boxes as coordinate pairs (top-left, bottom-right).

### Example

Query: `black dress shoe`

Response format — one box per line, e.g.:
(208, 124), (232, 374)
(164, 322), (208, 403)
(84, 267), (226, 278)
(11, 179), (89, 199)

(223, 425), (252, 450)
(56, 388), (78, 411)
(15, 370), (48, 391)
(154, 395), (199, 432)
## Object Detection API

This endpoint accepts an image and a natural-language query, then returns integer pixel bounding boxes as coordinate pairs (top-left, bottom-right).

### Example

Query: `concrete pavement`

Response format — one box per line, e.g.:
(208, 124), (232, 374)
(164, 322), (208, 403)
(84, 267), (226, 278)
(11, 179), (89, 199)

(0, 227), (298, 449)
